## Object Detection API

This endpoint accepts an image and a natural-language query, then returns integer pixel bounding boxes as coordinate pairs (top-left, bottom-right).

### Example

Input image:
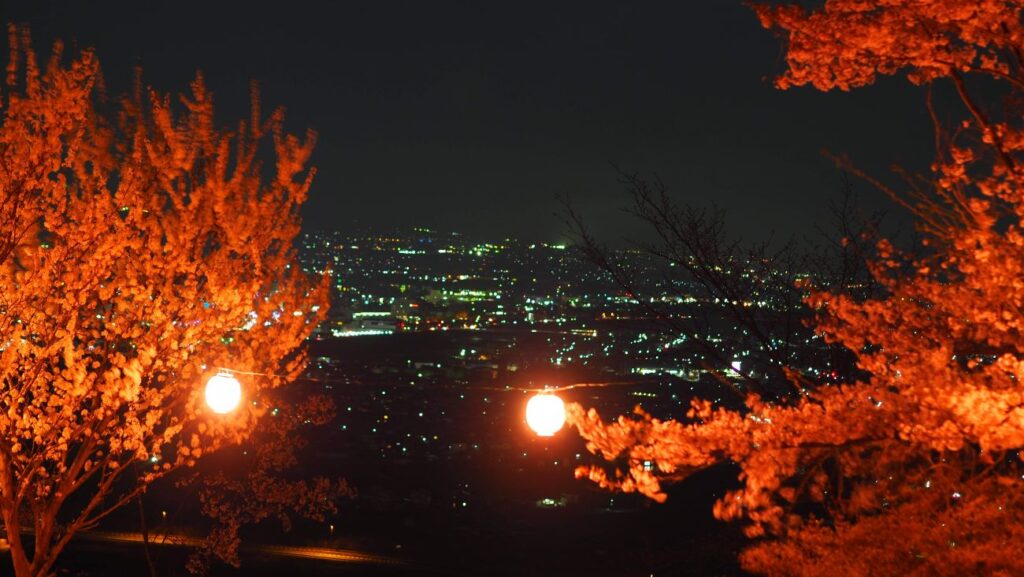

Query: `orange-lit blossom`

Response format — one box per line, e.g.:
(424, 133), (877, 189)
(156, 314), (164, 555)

(569, 2), (1024, 575)
(0, 27), (328, 577)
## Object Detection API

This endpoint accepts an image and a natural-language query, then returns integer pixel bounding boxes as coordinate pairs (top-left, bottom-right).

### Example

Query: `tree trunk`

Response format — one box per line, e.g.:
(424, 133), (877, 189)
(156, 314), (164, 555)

(138, 495), (158, 577)
(5, 526), (33, 577)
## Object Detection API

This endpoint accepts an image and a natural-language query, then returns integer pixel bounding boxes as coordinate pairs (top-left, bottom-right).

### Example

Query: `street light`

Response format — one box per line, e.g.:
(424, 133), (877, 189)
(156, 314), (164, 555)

(205, 370), (242, 414)
(526, 392), (566, 436)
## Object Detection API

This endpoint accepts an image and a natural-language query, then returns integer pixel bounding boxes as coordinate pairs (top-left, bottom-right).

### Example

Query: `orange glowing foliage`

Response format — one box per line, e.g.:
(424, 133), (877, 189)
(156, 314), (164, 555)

(0, 27), (327, 577)
(751, 0), (1024, 91)
(569, 2), (1024, 575)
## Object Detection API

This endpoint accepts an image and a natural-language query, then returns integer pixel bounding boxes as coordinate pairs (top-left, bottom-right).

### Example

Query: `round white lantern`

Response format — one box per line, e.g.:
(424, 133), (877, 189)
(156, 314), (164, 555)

(526, 392), (566, 436)
(205, 371), (242, 414)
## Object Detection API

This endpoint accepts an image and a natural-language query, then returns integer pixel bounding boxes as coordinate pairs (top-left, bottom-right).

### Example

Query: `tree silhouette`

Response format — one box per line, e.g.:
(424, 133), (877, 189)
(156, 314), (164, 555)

(567, 2), (1024, 575)
(0, 26), (330, 577)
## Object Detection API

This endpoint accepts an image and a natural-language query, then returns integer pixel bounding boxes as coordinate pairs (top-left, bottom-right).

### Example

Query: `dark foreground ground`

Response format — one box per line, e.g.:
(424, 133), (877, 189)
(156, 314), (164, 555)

(1, 469), (749, 577)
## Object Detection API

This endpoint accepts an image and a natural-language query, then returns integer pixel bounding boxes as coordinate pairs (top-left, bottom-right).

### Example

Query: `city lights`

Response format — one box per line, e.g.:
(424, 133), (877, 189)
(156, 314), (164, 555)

(205, 370), (242, 414)
(525, 392), (566, 436)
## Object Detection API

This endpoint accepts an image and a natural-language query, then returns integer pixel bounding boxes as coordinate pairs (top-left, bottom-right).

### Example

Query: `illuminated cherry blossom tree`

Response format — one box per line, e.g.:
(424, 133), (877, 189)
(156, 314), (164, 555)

(569, 2), (1024, 575)
(0, 26), (330, 577)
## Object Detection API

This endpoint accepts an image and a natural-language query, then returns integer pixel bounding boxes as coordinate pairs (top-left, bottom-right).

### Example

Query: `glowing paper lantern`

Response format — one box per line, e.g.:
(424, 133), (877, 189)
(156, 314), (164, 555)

(205, 370), (242, 414)
(526, 392), (566, 436)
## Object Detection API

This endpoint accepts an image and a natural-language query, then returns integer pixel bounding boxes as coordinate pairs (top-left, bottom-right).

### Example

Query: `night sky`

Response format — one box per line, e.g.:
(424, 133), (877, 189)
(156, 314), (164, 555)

(6, 1), (932, 243)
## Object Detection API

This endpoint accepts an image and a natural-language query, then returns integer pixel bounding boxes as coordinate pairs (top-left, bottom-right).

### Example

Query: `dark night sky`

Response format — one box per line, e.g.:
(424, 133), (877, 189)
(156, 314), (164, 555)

(5, 1), (932, 243)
